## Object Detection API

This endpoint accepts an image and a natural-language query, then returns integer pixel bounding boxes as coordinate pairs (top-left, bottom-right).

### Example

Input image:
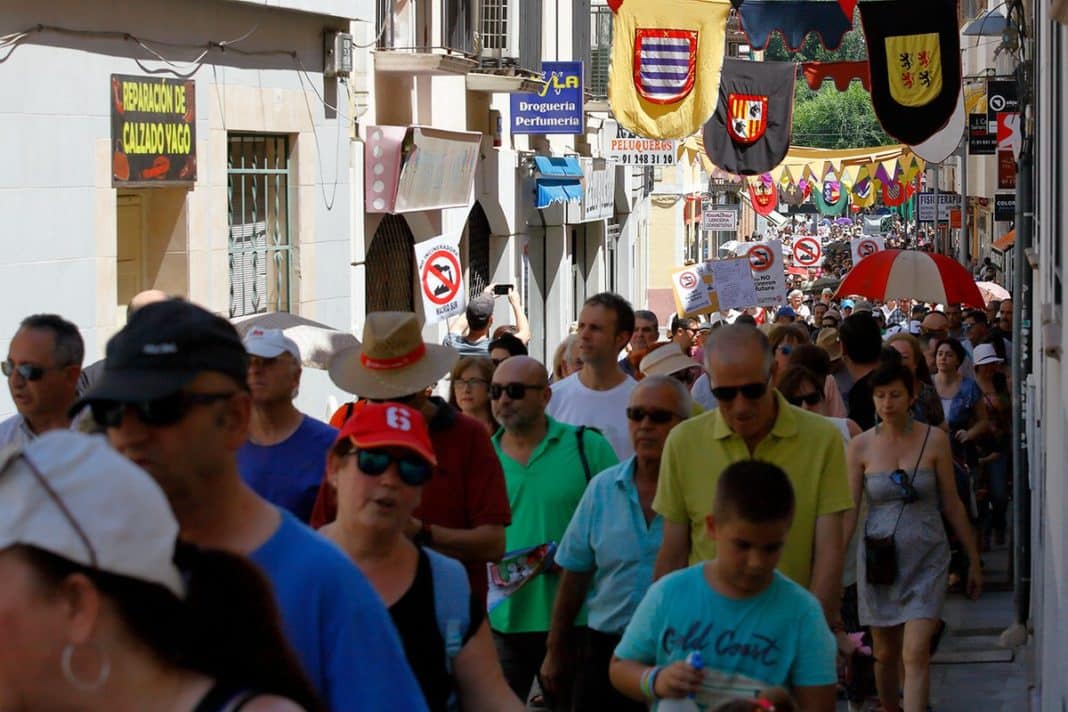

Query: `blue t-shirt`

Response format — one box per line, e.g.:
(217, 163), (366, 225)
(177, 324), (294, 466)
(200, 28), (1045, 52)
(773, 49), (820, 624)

(238, 416), (337, 523)
(615, 566), (835, 709)
(251, 510), (428, 712)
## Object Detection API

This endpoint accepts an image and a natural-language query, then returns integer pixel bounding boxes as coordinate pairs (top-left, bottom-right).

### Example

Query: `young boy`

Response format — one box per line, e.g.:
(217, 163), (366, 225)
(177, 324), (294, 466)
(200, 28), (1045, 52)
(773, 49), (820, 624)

(609, 460), (837, 711)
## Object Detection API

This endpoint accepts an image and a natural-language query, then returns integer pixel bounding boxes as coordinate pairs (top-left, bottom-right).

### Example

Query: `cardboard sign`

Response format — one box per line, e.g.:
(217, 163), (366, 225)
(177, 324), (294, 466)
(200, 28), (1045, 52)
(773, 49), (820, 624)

(851, 235), (885, 264)
(415, 233), (466, 325)
(709, 257), (759, 310)
(740, 240), (787, 307)
(792, 236), (823, 267)
(671, 263), (720, 317)
(110, 75), (196, 184)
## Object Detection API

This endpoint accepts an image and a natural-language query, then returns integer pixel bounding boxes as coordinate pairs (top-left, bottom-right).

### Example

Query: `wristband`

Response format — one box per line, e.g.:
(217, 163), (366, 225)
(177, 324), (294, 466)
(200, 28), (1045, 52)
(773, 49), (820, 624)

(647, 665), (662, 701)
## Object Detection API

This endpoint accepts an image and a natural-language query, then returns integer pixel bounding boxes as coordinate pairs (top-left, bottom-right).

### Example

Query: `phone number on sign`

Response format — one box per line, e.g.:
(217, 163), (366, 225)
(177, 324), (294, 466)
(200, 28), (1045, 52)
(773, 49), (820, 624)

(611, 153), (675, 166)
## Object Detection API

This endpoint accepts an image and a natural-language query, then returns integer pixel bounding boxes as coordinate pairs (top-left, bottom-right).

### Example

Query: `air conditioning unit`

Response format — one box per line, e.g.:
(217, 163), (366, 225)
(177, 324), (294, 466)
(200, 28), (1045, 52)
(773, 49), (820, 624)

(479, 0), (520, 60)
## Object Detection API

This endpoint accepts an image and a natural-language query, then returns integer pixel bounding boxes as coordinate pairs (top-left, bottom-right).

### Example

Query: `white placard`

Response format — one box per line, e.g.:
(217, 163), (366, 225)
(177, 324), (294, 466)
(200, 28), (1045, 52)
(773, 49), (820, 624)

(851, 236), (886, 265)
(737, 240), (787, 308)
(414, 233), (466, 325)
(605, 123), (677, 166)
(702, 207), (739, 231)
(709, 257), (759, 310)
(792, 236), (823, 267)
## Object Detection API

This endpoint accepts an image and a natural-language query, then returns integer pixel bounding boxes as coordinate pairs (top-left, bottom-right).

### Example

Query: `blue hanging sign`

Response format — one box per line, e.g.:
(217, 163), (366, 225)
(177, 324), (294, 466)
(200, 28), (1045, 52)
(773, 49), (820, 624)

(511, 61), (584, 135)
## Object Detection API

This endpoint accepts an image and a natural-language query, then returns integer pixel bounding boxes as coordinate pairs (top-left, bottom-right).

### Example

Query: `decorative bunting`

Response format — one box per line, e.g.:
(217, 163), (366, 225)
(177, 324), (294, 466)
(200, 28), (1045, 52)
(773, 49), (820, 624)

(747, 175), (779, 216)
(881, 174), (908, 206)
(608, 0), (732, 139)
(851, 170), (876, 208)
(859, 0), (963, 145)
(779, 180), (809, 206)
(703, 58), (796, 175)
(738, 1), (853, 52)
(801, 61), (871, 91)
(813, 171), (849, 215)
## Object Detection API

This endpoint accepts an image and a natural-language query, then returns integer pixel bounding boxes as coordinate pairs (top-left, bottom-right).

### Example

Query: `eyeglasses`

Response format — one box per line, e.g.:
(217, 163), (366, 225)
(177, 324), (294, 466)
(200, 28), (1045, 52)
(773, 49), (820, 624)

(347, 448), (433, 486)
(2, 360), (61, 381)
(710, 382), (769, 402)
(889, 469), (919, 503)
(626, 407), (679, 424)
(453, 377), (489, 390)
(490, 383), (545, 400)
(91, 391), (236, 428)
(786, 391), (823, 407)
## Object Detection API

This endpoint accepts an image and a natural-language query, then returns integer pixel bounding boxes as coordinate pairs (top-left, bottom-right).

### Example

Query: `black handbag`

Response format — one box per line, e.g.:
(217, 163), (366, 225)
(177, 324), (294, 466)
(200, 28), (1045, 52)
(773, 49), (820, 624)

(864, 425), (931, 586)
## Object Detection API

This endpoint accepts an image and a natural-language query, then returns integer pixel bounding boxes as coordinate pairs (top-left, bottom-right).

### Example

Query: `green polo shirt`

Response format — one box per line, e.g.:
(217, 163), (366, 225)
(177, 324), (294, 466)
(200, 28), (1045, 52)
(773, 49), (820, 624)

(490, 416), (618, 634)
(653, 391), (852, 588)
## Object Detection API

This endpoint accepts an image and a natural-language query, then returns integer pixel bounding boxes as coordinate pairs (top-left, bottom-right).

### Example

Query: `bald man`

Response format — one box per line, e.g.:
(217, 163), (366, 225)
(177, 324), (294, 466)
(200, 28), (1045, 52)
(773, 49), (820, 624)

(652, 324), (852, 624)
(489, 355), (618, 705)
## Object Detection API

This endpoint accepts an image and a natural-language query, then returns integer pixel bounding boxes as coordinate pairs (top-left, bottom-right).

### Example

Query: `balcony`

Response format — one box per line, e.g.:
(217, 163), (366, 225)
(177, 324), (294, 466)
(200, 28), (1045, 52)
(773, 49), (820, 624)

(374, 0), (479, 75)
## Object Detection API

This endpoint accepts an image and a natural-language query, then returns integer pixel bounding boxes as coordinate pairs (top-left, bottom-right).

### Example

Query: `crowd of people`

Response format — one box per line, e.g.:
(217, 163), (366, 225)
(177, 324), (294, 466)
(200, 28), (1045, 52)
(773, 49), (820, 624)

(0, 275), (1012, 711)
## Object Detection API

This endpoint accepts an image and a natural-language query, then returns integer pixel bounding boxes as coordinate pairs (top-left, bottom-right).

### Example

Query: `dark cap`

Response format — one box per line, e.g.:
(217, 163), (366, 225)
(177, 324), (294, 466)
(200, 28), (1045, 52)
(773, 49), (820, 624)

(79, 301), (248, 403)
(467, 295), (495, 321)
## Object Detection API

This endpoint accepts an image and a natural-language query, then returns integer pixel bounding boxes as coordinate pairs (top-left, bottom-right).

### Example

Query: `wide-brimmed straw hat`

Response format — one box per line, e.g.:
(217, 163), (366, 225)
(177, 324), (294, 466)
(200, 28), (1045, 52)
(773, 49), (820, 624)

(640, 343), (703, 377)
(329, 312), (458, 399)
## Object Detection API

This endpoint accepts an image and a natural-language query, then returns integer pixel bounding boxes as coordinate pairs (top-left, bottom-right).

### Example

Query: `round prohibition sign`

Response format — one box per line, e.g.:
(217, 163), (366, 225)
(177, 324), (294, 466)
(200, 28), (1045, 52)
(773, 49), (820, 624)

(747, 244), (774, 272)
(421, 249), (462, 306)
(857, 239), (879, 259)
(793, 237), (821, 267)
(678, 271), (698, 290)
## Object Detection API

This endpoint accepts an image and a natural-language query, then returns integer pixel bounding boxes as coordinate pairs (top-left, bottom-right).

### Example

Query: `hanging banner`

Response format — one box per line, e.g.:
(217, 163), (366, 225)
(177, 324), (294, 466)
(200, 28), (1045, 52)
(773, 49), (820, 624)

(851, 235), (886, 264)
(703, 58), (796, 176)
(607, 0), (732, 139)
(859, 0), (962, 145)
(671, 263), (720, 317)
(738, 0), (853, 51)
(415, 233), (466, 325)
(110, 75), (196, 185)
(747, 175), (779, 216)
(741, 240), (787, 307)
(801, 61), (871, 92)
(910, 90), (966, 164)
(813, 174), (849, 215)
(510, 61), (584, 135)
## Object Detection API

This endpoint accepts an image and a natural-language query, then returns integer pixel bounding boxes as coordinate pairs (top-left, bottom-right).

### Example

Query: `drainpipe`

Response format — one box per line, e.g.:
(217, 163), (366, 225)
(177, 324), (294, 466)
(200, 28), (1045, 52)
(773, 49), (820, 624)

(1011, 137), (1032, 628)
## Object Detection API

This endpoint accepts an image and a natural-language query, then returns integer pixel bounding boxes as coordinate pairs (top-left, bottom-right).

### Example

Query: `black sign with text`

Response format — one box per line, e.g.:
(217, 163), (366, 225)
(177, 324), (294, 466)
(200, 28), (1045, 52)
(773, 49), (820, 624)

(110, 75), (196, 185)
(986, 80), (1019, 123)
(968, 113), (996, 154)
(994, 193), (1016, 221)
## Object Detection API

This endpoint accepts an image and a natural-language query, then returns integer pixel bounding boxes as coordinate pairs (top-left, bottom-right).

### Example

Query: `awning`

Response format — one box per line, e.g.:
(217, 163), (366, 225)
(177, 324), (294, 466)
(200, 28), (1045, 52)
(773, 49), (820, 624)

(534, 156), (584, 209)
(993, 229), (1016, 251)
(765, 209), (789, 227)
(365, 125), (481, 214)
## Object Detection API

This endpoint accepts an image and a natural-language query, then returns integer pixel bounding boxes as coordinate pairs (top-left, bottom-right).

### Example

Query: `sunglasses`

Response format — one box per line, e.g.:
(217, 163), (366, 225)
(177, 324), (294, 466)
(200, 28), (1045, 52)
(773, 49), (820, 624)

(889, 469), (919, 503)
(348, 448), (433, 486)
(710, 382), (769, 402)
(2, 360), (60, 381)
(91, 391), (236, 428)
(776, 344), (793, 356)
(490, 383), (545, 400)
(626, 407), (678, 424)
(786, 391), (823, 407)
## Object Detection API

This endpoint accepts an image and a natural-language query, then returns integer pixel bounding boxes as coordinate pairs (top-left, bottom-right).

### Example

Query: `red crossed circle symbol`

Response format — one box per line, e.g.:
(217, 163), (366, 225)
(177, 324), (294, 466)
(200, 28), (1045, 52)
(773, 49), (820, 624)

(748, 244), (774, 272)
(421, 249), (462, 306)
(857, 239), (878, 258)
(793, 237), (821, 267)
(679, 271), (698, 290)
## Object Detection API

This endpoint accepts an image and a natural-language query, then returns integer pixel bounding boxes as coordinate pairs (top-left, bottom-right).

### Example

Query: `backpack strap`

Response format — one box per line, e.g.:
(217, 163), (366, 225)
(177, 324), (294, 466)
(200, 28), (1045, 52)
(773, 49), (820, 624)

(576, 425), (592, 482)
(426, 548), (471, 712)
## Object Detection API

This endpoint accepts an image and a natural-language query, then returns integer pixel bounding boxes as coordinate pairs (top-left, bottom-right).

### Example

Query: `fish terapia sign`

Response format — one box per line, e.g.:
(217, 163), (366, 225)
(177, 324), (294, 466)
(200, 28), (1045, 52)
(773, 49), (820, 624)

(110, 75), (196, 185)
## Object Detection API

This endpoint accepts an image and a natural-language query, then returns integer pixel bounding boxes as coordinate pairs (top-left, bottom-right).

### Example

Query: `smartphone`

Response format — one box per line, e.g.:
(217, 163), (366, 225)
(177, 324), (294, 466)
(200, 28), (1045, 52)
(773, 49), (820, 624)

(494, 284), (513, 295)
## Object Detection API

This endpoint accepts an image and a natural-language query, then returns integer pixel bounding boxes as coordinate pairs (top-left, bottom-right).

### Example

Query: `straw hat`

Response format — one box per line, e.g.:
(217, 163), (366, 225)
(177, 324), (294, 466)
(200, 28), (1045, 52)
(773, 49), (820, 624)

(329, 312), (459, 399)
(639, 343), (703, 377)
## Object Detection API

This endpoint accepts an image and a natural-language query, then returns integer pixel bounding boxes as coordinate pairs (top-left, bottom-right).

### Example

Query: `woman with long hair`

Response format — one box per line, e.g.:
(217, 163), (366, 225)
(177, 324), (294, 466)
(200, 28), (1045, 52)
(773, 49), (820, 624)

(846, 362), (981, 712)
(320, 402), (522, 712)
(448, 356), (497, 433)
(885, 333), (946, 430)
(0, 431), (321, 712)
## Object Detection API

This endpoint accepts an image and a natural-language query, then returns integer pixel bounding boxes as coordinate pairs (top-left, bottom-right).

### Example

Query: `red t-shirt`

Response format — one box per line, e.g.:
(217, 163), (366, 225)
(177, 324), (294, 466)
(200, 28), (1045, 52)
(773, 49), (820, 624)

(311, 398), (511, 603)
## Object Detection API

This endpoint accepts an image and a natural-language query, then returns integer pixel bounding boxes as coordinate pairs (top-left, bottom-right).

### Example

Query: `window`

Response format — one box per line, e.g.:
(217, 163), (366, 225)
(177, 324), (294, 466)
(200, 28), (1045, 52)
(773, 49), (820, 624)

(228, 134), (291, 318)
(589, 3), (613, 98)
(367, 215), (416, 312)
(466, 203), (492, 296)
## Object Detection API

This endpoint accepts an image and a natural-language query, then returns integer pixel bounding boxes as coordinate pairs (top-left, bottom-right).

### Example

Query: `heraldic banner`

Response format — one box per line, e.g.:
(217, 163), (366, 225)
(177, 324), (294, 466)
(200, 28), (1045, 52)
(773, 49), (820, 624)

(703, 58), (795, 175)
(608, 0), (732, 140)
(859, 0), (962, 146)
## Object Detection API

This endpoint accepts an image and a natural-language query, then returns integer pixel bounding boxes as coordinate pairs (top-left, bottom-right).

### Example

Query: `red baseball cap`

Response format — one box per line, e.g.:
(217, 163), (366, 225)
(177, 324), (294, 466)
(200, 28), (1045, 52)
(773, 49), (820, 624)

(334, 402), (437, 466)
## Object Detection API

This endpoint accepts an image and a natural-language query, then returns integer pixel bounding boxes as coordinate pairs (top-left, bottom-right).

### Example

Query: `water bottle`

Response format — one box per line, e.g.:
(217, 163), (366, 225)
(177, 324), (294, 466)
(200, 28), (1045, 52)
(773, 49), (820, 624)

(656, 651), (703, 712)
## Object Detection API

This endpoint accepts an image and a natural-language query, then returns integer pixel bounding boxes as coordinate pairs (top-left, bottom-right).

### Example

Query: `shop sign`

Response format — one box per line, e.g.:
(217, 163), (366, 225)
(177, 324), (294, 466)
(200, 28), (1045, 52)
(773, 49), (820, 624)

(968, 113), (996, 155)
(573, 158), (615, 222)
(110, 75), (196, 185)
(511, 62), (584, 135)
(997, 150), (1016, 190)
(917, 191), (960, 222)
(605, 123), (677, 165)
(701, 207), (739, 231)
(994, 193), (1016, 221)
(986, 80), (1018, 126)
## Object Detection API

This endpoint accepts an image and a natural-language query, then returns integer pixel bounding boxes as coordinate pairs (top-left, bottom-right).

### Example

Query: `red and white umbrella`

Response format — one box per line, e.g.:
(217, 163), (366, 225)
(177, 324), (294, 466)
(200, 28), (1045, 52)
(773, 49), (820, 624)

(835, 249), (985, 307)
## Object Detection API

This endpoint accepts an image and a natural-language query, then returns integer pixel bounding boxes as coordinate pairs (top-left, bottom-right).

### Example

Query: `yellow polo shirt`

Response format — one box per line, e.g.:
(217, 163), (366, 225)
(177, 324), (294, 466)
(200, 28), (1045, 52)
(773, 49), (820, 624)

(653, 391), (851, 588)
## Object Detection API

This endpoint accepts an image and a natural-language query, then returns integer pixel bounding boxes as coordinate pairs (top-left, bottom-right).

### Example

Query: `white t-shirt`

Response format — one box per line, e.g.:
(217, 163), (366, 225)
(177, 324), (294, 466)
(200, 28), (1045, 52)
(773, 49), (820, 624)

(546, 372), (637, 460)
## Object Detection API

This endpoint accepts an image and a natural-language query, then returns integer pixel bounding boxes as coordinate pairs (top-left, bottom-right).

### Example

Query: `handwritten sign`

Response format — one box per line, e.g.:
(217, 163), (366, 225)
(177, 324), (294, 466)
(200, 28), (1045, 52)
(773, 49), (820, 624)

(110, 75), (196, 185)
(709, 257), (759, 310)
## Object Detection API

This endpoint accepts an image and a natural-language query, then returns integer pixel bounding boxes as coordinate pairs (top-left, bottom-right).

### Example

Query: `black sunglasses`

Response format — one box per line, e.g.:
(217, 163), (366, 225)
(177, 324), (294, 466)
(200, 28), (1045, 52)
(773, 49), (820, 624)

(91, 391), (236, 428)
(2, 360), (61, 381)
(348, 448), (433, 486)
(889, 469), (919, 503)
(626, 407), (678, 424)
(711, 382), (769, 402)
(490, 383), (545, 400)
(786, 391), (823, 407)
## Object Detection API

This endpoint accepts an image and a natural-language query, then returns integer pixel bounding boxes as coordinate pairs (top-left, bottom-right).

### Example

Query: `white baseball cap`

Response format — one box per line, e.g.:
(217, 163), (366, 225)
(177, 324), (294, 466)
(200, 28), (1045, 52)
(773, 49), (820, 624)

(243, 327), (301, 361)
(0, 431), (185, 598)
(972, 343), (1005, 366)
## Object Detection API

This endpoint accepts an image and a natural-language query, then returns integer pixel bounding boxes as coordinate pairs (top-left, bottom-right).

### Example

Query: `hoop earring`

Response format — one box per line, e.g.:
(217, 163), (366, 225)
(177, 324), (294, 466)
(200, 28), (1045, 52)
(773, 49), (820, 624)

(61, 642), (111, 692)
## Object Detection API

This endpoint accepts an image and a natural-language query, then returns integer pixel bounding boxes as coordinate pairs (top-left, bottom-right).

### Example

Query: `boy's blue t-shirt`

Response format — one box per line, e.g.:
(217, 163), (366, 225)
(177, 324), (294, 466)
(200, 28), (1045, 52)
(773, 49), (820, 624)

(615, 565), (835, 709)
(238, 416), (337, 523)
(251, 510), (428, 712)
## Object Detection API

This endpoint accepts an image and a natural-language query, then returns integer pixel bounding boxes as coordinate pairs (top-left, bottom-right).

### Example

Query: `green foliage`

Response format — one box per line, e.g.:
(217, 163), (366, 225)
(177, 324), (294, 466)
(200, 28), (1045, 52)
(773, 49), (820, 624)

(759, 11), (891, 148)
